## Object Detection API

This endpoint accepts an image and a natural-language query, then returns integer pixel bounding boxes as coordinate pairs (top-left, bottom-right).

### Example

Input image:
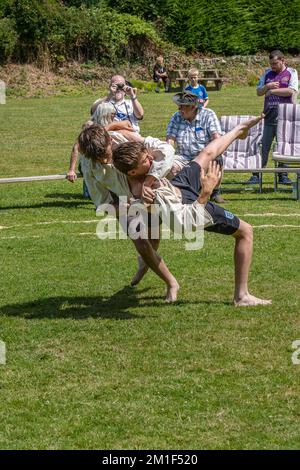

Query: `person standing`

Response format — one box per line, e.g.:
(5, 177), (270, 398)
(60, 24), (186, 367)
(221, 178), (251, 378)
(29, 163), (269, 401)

(247, 50), (298, 185)
(185, 67), (209, 108)
(91, 75), (144, 134)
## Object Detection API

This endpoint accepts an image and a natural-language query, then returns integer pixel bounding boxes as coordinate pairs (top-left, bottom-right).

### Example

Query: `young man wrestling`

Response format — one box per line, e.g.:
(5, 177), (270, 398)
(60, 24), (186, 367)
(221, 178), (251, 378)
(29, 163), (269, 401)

(77, 124), (179, 302)
(112, 115), (272, 307)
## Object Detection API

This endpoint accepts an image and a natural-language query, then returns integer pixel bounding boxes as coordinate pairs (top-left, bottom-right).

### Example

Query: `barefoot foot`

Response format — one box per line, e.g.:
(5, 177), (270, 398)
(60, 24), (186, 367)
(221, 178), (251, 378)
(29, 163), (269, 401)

(234, 293), (272, 307)
(238, 114), (264, 140)
(165, 282), (180, 303)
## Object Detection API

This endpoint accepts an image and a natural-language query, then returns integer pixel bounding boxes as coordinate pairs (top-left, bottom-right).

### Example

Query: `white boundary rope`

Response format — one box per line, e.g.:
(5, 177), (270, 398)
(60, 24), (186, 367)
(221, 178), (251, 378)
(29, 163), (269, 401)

(0, 173), (82, 184)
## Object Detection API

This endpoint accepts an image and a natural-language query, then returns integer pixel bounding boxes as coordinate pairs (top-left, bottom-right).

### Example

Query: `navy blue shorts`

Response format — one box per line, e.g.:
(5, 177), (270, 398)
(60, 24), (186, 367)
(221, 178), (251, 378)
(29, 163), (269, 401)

(171, 161), (240, 235)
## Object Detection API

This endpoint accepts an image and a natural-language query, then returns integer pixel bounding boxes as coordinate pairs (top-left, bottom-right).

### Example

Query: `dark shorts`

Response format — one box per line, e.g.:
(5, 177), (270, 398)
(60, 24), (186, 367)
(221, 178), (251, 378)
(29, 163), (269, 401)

(171, 161), (240, 235)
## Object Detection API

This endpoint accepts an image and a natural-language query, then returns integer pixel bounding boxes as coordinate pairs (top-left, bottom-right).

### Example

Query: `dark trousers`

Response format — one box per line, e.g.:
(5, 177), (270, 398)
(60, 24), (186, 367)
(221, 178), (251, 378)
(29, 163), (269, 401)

(253, 107), (287, 179)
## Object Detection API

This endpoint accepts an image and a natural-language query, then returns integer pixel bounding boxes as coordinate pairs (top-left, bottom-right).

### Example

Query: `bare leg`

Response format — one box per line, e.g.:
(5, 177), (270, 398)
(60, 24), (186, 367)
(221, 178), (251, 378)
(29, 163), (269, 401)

(132, 237), (179, 302)
(232, 220), (272, 306)
(194, 115), (264, 171)
(131, 237), (159, 286)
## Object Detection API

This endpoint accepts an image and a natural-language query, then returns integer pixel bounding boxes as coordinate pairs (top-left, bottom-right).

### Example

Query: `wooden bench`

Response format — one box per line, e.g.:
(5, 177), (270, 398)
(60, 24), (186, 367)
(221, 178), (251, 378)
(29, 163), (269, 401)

(197, 69), (226, 91)
(168, 70), (188, 92)
(223, 168), (300, 200)
(169, 68), (226, 92)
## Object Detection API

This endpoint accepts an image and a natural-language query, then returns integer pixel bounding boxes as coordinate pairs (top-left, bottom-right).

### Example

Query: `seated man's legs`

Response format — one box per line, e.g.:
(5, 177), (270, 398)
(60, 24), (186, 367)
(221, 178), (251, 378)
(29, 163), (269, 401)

(155, 78), (163, 93)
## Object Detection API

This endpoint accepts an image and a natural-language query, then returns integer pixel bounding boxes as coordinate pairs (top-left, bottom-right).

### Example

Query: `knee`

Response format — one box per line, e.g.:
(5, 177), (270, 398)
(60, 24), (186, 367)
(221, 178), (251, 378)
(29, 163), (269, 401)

(240, 221), (253, 241)
(133, 237), (151, 255)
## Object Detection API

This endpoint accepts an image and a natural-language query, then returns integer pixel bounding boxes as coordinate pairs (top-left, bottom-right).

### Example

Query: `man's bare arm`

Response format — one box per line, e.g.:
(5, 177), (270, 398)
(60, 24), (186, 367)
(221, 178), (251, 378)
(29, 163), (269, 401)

(67, 141), (80, 182)
(257, 81), (280, 96)
(266, 87), (295, 97)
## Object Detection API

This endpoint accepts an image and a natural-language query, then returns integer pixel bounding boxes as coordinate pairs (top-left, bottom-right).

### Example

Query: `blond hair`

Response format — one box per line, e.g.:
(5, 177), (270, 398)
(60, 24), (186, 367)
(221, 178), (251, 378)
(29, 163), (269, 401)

(188, 67), (199, 77)
(92, 102), (115, 126)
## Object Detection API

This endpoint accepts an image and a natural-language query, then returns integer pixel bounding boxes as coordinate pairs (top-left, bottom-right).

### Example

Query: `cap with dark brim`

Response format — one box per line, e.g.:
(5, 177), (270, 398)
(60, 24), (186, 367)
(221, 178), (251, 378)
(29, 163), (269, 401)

(173, 91), (198, 106)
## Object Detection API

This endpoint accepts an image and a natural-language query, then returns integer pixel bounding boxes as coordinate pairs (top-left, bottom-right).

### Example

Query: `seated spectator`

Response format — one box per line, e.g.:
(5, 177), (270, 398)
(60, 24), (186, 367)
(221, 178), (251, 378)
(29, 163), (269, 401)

(166, 91), (225, 203)
(185, 67), (209, 108)
(90, 75), (144, 134)
(153, 56), (170, 93)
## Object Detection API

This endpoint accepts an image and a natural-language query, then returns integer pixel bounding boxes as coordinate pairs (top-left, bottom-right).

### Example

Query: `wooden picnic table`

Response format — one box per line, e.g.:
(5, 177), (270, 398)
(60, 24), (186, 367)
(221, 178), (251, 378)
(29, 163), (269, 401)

(169, 68), (226, 92)
(197, 69), (225, 91)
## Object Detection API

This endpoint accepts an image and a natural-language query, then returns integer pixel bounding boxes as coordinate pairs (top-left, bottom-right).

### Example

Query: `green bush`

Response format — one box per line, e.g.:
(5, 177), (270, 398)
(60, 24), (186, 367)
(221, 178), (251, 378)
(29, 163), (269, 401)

(0, 0), (299, 65)
(0, 17), (18, 62)
(50, 6), (164, 65)
(130, 79), (157, 92)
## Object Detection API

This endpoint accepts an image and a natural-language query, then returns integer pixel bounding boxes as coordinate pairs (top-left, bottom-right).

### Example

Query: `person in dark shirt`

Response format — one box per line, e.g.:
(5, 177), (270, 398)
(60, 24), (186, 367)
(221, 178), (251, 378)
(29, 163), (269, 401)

(153, 56), (170, 93)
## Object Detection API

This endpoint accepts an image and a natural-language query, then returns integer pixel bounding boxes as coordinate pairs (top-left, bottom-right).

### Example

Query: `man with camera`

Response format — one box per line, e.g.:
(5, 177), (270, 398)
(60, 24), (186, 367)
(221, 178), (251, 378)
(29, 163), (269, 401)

(91, 75), (144, 133)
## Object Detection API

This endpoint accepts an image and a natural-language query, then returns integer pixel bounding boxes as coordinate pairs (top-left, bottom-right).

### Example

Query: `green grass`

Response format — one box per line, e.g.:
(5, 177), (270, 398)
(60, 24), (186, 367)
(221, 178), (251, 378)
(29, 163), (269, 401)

(0, 87), (300, 449)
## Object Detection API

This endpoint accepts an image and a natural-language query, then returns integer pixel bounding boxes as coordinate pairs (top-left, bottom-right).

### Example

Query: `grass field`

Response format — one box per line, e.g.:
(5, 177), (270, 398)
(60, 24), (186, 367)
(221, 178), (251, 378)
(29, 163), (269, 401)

(0, 87), (300, 449)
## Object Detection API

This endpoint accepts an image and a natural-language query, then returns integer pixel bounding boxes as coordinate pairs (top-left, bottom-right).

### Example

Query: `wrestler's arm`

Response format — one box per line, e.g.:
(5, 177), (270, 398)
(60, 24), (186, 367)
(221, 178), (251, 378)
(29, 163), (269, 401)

(67, 141), (79, 182)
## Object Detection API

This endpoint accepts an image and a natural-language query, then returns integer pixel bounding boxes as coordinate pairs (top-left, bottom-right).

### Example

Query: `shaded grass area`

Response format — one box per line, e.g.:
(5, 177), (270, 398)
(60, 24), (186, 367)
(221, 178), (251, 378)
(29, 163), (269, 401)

(0, 90), (300, 449)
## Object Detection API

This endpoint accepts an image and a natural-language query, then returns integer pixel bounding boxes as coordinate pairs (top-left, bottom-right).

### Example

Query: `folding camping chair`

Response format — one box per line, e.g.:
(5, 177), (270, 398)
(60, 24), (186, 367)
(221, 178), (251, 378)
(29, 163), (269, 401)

(272, 103), (300, 193)
(220, 115), (264, 192)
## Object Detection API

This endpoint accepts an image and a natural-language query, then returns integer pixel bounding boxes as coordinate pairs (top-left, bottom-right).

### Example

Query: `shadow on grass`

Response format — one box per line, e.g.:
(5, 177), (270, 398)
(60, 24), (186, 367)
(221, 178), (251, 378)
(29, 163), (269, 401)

(0, 200), (92, 211)
(0, 287), (152, 320)
(140, 295), (232, 307)
(0, 288), (233, 320)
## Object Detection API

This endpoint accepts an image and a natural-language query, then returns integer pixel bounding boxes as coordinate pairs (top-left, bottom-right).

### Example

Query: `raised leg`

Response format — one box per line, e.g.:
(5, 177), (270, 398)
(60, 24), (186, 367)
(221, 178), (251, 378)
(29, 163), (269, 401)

(194, 115), (264, 171)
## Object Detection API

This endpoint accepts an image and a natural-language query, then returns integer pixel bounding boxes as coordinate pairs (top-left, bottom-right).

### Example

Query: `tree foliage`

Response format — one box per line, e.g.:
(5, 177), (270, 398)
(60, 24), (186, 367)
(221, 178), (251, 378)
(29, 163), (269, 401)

(108, 0), (300, 54)
(0, 0), (299, 65)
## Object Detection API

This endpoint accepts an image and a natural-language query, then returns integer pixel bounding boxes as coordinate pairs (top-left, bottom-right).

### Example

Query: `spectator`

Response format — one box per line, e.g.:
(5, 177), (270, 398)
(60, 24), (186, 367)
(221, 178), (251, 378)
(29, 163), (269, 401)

(67, 102), (143, 186)
(91, 75), (144, 133)
(185, 67), (209, 108)
(166, 91), (225, 203)
(153, 56), (170, 93)
(247, 50), (299, 185)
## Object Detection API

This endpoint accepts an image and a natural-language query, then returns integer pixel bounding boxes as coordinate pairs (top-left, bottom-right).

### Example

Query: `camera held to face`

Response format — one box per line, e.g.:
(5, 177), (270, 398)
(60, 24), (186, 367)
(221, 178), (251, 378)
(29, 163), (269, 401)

(116, 83), (125, 91)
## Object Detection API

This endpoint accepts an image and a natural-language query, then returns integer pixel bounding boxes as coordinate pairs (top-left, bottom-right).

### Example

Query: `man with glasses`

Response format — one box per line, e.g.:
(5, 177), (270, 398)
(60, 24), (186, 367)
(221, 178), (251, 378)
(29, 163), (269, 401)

(246, 50), (299, 185)
(91, 75), (144, 134)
